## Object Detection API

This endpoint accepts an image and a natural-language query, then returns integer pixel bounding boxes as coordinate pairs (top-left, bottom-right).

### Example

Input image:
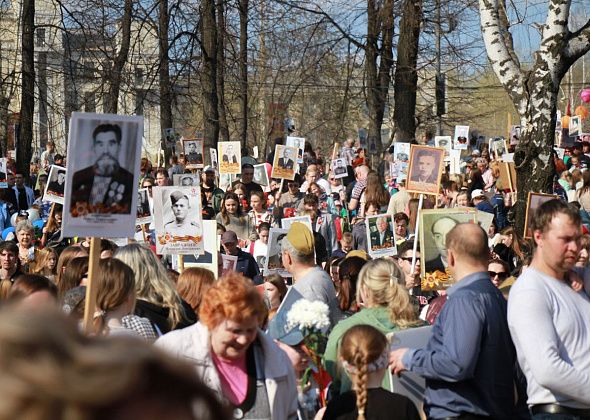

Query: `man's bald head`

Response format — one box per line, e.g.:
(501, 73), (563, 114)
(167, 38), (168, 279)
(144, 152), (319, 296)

(446, 223), (489, 265)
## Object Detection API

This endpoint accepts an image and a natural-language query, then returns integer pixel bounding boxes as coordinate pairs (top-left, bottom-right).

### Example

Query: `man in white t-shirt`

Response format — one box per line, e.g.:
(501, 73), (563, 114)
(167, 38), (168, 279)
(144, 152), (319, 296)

(508, 199), (590, 415)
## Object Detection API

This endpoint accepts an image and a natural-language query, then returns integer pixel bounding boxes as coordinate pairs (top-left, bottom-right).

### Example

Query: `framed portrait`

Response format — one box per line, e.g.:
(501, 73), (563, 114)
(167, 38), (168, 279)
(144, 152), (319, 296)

(453, 125), (469, 150)
(393, 142), (410, 180)
(209, 148), (219, 172)
(271, 145), (298, 180)
(136, 187), (152, 225)
(497, 162), (517, 192)
(406, 145), (445, 195)
(420, 208), (477, 291)
(524, 192), (559, 239)
(162, 128), (180, 147)
(172, 220), (219, 277)
(0, 158), (7, 188)
(153, 186), (204, 255)
(218, 141), (241, 174)
(476, 210), (494, 234)
(253, 163), (269, 186)
(221, 254), (238, 276)
(281, 215), (313, 232)
(510, 125), (521, 146)
(434, 136), (452, 156)
(491, 138), (507, 160)
(62, 112), (143, 239)
(172, 174), (200, 187)
(570, 116), (582, 137)
(43, 165), (67, 205)
(286, 136), (305, 163)
(183, 139), (204, 169)
(263, 228), (290, 276)
(449, 149), (461, 175)
(331, 158), (348, 179)
(365, 214), (397, 258)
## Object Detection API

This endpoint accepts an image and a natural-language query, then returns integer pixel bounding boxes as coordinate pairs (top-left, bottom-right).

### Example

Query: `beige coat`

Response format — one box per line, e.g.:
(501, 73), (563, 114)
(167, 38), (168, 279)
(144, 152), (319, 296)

(156, 322), (298, 419)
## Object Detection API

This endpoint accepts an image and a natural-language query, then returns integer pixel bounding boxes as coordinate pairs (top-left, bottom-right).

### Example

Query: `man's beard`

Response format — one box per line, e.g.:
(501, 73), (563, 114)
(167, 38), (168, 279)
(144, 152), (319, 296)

(94, 154), (120, 176)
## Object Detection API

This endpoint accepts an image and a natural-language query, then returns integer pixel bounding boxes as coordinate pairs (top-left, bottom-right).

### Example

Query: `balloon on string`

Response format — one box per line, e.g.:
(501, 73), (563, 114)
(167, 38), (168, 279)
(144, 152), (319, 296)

(574, 105), (588, 120)
(581, 88), (590, 104)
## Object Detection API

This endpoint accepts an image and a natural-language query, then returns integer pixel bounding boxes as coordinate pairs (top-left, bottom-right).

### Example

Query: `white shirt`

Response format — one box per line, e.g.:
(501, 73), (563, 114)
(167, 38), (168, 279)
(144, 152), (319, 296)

(508, 267), (590, 407)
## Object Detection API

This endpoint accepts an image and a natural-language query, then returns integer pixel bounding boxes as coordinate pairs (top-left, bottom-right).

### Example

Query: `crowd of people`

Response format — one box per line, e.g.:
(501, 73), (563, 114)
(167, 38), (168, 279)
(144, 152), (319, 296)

(0, 134), (589, 419)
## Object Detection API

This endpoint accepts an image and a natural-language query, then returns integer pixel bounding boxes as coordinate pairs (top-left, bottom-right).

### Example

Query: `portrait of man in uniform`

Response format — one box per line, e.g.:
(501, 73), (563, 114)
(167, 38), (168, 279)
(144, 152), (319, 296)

(164, 190), (200, 237)
(47, 168), (66, 197)
(184, 140), (203, 167)
(70, 123), (134, 214)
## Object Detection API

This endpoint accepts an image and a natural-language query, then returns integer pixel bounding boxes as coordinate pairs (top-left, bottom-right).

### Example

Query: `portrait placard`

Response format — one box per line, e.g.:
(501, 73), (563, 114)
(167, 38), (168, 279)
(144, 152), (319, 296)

(524, 192), (559, 239)
(209, 148), (219, 172)
(570, 116), (582, 137)
(253, 146), (259, 159)
(281, 215), (313, 233)
(271, 145), (298, 180)
(510, 125), (521, 145)
(221, 254), (238, 276)
(365, 214), (397, 258)
(286, 136), (305, 163)
(476, 210), (494, 234)
(263, 228), (290, 276)
(453, 125), (469, 150)
(183, 139), (204, 169)
(153, 186), (204, 255)
(491, 138), (507, 159)
(253, 164), (269, 187)
(172, 220), (219, 277)
(63, 112), (143, 238)
(136, 188), (152, 225)
(43, 165), (67, 204)
(434, 136), (452, 156)
(172, 174), (200, 187)
(406, 145), (445, 195)
(218, 141), (241, 174)
(331, 158), (348, 179)
(162, 128), (180, 147)
(420, 208), (477, 291)
(0, 158), (7, 188)
(497, 162), (517, 192)
(393, 142), (410, 180)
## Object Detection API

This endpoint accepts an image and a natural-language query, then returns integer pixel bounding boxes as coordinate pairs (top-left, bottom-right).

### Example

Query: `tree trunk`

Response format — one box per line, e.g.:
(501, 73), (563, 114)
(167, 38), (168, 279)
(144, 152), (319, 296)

(393, 0), (422, 142)
(159, 0), (173, 157)
(238, 0), (249, 148)
(201, 0), (220, 150)
(106, 0), (132, 114)
(18, 0), (34, 178)
(216, 0), (229, 142)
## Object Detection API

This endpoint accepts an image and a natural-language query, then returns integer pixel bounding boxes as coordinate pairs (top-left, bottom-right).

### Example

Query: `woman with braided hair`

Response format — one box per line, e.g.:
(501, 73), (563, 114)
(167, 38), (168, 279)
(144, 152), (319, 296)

(321, 324), (419, 420)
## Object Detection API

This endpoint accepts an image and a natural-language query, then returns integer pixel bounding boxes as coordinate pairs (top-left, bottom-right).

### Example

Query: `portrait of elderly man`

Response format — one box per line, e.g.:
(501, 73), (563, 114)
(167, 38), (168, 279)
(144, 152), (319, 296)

(164, 190), (200, 237)
(278, 147), (295, 170)
(425, 216), (458, 273)
(369, 216), (394, 249)
(70, 123), (134, 214)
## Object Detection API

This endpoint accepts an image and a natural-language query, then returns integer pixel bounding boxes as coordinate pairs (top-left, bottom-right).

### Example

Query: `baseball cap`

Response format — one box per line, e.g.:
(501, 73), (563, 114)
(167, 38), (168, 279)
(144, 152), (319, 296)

(470, 189), (485, 200)
(286, 222), (314, 256)
(221, 230), (238, 245)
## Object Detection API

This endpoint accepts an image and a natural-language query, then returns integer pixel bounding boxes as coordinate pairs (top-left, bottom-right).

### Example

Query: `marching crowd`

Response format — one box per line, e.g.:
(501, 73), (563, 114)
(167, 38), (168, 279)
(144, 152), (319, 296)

(0, 134), (589, 420)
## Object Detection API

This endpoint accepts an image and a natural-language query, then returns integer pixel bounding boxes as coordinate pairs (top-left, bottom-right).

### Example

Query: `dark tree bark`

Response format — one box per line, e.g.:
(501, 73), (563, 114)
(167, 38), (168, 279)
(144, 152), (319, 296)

(238, 0), (249, 148)
(393, 0), (422, 142)
(106, 0), (133, 114)
(365, 0), (394, 158)
(201, 0), (220, 149)
(159, 0), (173, 155)
(216, 0), (230, 142)
(17, 0), (34, 178)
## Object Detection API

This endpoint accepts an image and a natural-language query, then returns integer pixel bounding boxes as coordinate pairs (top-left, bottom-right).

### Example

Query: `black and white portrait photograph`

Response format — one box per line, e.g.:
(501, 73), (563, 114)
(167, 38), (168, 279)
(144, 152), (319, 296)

(209, 148), (219, 171)
(172, 174), (200, 187)
(218, 141), (241, 174)
(183, 139), (204, 168)
(331, 158), (348, 179)
(263, 228), (289, 276)
(253, 163), (269, 187)
(453, 125), (469, 150)
(286, 136), (305, 163)
(271, 145), (298, 180)
(43, 165), (67, 205)
(63, 112), (143, 239)
(434, 136), (452, 156)
(153, 186), (204, 255)
(365, 214), (397, 258)
(406, 145), (444, 195)
(569, 116), (582, 137)
(173, 220), (219, 277)
(491, 138), (507, 159)
(419, 208), (477, 290)
(136, 187), (152, 225)
(163, 128), (179, 147)
(0, 158), (7, 188)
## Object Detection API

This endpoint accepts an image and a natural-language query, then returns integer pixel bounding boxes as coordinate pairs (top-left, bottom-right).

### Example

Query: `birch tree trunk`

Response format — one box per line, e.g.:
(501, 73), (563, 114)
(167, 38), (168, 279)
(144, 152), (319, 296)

(479, 0), (590, 229)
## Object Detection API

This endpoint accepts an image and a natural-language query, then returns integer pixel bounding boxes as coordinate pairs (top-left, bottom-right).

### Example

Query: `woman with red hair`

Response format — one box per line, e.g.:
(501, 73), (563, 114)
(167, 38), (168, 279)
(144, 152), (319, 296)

(156, 273), (297, 419)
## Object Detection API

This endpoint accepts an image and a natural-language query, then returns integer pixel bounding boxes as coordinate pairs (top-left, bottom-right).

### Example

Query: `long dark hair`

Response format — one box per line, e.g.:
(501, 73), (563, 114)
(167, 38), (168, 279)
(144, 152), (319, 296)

(220, 192), (246, 224)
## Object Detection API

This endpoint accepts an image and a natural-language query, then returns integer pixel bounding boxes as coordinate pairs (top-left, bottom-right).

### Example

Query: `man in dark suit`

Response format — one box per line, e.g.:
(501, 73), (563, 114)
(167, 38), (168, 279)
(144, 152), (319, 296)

(222, 144), (238, 164)
(278, 148), (295, 170)
(410, 150), (439, 184)
(47, 170), (66, 197)
(370, 216), (394, 249)
(425, 216), (457, 273)
(70, 123), (134, 214)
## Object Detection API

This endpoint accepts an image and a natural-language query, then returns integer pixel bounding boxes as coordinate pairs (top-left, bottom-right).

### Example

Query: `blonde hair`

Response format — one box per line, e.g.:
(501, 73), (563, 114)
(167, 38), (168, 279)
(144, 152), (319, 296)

(93, 259), (136, 335)
(114, 243), (186, 329)
(30, 247), (58, 278)
(339, 325), (388, 420)
(356, 259), (418, 328)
